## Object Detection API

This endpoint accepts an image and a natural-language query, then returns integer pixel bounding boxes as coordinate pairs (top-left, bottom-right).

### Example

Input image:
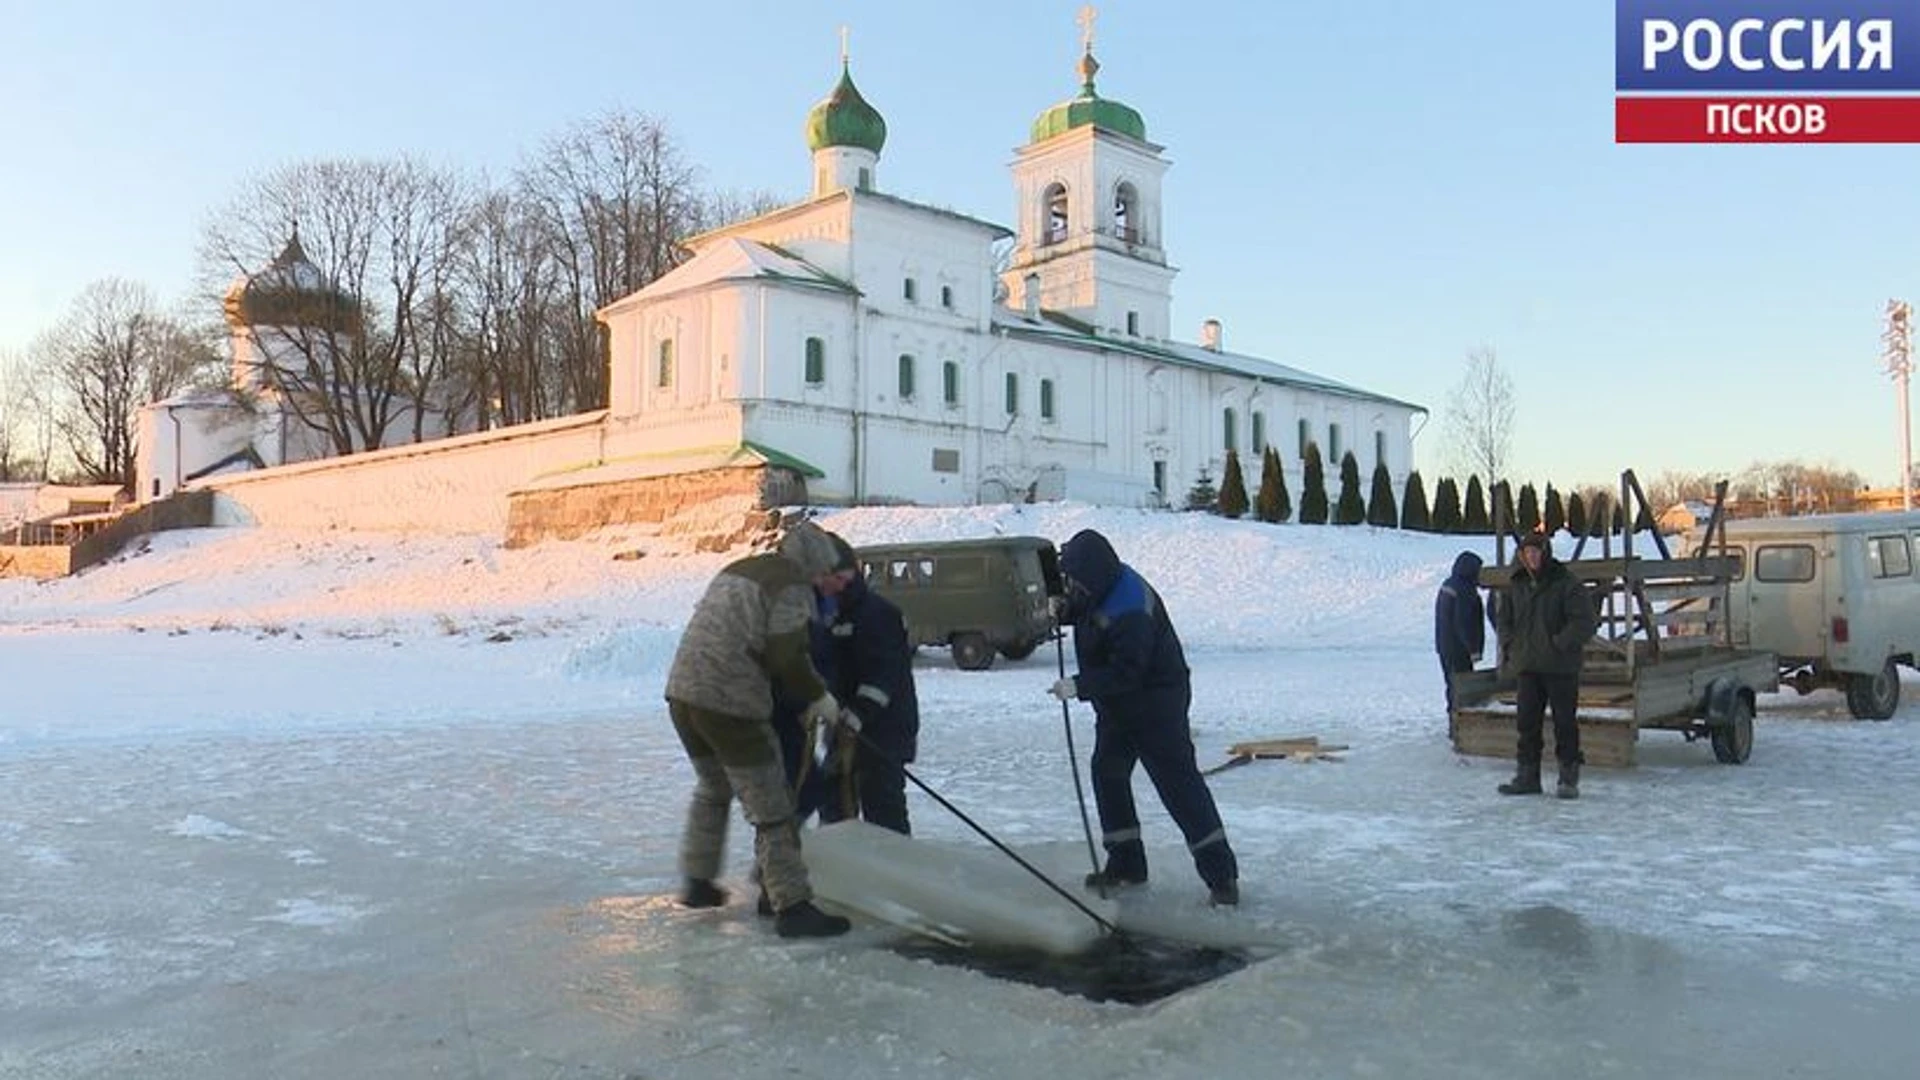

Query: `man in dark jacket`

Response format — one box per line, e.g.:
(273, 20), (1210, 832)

(1435, 550), (1486, 713)
(817, 534), (921, 836)
(1494, 532), (1598, 799)
(1050, 529), (1239, 907)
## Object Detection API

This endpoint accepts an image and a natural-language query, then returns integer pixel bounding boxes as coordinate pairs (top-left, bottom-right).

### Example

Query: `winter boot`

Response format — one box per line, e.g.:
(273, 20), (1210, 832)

(774, 900), (852, 938)
(678, 877), (728, 909)
(756, 889), (775, 918)
(1208, 880), (1240, 908)
(1084, 865), (1148, 892)
(1556, 763), (1581, 800)
(1498, 767), (1543, 796)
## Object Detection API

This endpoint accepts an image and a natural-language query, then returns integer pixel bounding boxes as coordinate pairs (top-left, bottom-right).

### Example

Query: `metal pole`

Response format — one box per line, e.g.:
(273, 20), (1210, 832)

(1056, 625), (1104, 882)
(1885, 300), (1913, 510)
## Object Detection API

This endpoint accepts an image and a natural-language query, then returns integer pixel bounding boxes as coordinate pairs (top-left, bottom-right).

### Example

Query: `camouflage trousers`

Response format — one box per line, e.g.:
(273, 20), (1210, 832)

(667, 699), (812, 911)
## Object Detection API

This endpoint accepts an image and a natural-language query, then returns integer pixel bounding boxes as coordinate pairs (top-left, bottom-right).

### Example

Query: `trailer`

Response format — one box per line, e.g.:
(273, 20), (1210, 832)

(1450, 472), (1779, 767)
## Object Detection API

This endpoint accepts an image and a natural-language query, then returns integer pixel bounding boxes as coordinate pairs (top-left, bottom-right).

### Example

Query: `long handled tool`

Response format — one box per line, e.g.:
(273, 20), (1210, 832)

(1055, 625), (1103, 882)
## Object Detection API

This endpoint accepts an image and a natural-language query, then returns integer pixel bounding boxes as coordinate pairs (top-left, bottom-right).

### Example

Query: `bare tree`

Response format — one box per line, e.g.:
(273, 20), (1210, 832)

(32, 280), (215, 486)
(450, 189), (569, 429)
(1644, 470), (1723, 512)
(1443, 347), (1515, 490)
(0, 346), (27, 480)
(520, 111), (710, 411)
(201, 158), (470, 457)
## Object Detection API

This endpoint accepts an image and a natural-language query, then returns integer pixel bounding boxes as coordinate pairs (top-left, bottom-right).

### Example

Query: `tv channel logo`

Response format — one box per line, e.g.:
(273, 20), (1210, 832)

(1615, 0), (1920, 141)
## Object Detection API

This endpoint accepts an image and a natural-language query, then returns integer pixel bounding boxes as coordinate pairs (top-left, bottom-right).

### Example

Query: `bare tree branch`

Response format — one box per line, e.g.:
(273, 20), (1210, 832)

(1443, 346), (1515, 491)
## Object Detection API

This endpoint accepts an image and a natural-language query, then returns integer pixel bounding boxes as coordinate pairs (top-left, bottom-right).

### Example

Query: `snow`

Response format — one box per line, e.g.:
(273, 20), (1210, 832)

(3, 504), (1919, 1078)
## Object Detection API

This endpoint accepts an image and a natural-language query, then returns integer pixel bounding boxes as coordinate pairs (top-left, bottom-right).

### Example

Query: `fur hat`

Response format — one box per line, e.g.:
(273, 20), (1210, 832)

(1517, 531), (1549, 552)
(827, 532), (858, 573)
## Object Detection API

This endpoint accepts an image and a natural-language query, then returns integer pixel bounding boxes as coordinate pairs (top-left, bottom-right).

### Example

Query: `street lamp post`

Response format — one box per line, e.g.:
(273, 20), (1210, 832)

(1885, 299), (1913, 511)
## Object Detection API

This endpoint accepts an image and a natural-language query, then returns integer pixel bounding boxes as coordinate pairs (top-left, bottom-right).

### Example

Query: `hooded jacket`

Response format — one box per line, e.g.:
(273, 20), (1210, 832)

(1058, 529), (1190, 715)
(1494, 544), (1597, 676)
(665, 521), (837, 719)
(826, 572), (920, 762)
(1435, 551), (1486, 663)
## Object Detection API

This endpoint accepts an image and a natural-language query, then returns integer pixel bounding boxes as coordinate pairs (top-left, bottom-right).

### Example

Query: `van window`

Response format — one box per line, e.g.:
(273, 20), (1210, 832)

(1754, 544), (1816, 583)
(937, 555), (988, 588)
(887, 560), (919, 587)
(1868, 535), (1913, 578)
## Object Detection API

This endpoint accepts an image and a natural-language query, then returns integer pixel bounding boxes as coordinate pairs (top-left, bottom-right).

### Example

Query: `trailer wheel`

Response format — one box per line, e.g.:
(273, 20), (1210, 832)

(951, 632), (996, 671)
(1844, 659), (1900, 721)
(1710, 698), (1754, 764)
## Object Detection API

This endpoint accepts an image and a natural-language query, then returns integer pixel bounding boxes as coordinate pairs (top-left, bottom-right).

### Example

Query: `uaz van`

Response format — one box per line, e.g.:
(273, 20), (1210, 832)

(1699, 510), (1920, 719)
(854, 536), (1061, 670)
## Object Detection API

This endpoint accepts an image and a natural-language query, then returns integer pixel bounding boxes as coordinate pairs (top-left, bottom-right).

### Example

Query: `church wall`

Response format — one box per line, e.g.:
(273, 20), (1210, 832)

(136, 398), (255, 503)
(198, 412), (608, 532)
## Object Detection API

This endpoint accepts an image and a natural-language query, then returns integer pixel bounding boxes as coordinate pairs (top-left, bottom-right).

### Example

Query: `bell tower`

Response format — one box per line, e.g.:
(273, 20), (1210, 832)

(1002, 6), (1175, 340)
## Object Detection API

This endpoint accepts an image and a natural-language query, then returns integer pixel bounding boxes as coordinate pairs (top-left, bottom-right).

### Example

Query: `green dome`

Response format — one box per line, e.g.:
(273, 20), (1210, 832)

(1030, 51), (1146, 144)
(805, 65), (887, 154)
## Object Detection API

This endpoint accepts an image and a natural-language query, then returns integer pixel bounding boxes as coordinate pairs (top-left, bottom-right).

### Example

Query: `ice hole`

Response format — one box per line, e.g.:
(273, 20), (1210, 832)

(889, 931), (1255, 1005)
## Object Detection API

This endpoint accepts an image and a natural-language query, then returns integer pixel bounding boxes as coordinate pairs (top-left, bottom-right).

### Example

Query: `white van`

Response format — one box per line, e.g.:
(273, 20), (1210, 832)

(1700, 511), (1920, 719)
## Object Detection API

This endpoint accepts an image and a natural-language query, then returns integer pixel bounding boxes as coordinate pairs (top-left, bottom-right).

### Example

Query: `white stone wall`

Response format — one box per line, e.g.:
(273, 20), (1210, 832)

(199, 413), (608, 532)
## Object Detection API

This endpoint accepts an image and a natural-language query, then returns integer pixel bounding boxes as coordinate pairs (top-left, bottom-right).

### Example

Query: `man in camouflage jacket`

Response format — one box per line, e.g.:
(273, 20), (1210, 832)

(665, 520), (857, 937)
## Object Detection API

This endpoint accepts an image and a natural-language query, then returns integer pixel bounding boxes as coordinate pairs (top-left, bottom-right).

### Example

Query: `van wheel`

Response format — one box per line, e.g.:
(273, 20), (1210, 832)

(1845, 659), (1900, 720)
(999, 639), (1039, 661)
(1710, 698), (1754, 764)
(951, 633), (996, 671)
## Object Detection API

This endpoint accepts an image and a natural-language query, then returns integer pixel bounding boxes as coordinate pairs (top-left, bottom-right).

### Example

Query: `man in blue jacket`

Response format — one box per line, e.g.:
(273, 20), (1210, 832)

(1049, 529), (1239, 907)
(818, 534), (921, 836)
(1435, 550), (1486, 714)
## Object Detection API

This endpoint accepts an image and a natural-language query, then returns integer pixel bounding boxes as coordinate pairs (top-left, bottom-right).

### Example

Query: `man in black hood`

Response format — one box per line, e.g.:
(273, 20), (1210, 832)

(1050, 529), (1240, 907)
(1435, 550), (1486, 714)
(1493, 532), (1597, 799)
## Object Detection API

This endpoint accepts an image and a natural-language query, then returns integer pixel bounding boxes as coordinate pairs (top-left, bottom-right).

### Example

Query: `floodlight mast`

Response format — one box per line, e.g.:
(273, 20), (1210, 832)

(1886, 299), (1914, 511)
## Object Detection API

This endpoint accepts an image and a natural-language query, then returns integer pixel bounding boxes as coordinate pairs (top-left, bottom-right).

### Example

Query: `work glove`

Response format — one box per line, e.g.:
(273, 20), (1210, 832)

(834, 707), (863, 733)
(1049, 676), (1078, 702)
(1047, 595), (1070, 621)
(802, 692), (841, 729)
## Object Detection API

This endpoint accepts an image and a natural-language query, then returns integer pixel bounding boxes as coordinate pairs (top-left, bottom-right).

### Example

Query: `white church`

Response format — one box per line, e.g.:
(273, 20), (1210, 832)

(132, 18), (1421, 532)
(596, 27), (1422, 509)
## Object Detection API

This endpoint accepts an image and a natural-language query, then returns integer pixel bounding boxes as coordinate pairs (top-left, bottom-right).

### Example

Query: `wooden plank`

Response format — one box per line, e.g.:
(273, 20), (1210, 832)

(1451, 709), (1638, 768)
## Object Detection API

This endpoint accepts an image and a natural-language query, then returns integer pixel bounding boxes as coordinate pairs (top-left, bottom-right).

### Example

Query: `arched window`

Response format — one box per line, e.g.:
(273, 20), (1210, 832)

(1005, 372), (1020, 415)
(1044, 183), (1069, 245)
(656, 339), (674, 388)
(1114, 182), (1139, 243)
(942, 360), (959, 405)
(1223, 407), (1237, 452)
(898, 354), (915, 399)
(1251, 412), (1266, 454)
(1040, 378), (1055, 420)
(804, 337), (825, 385)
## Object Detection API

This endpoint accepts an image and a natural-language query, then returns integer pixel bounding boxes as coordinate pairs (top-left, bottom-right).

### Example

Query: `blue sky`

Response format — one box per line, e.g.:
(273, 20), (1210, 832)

(3, 0), (1916, 490)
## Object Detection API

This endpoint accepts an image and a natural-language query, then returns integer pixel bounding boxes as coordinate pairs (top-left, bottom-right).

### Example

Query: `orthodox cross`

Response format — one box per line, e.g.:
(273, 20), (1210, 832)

(1077, 4), (1098, 53)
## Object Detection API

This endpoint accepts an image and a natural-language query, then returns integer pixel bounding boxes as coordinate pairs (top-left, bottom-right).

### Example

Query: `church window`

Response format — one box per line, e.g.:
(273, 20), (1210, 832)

(1043, 183), (1069, 245)
(1040, 378), (1055, 420)
(1114, 182), (1139, 243)
(941, 284), (954, 309)
(932, 448), (960, 473)
(805, 337), (825, 385)
(943, 361), (960, 405)
(904, 278), (917, 303)
(1297, 419), (1312, 458)
(1252, 412), (1266, 454)
(898, 354), (915, 399)
(1126, 310), (1139, 336)
(1329, 423), (1343, 463)
(1153, 460), (1168, 499)
(1374, 430), (1387, 470)
(858, 167), (872, 190)
(655, 339), (674, 388)
(1223, 408), (1237, 452)
(1004, 372), (1020, 415)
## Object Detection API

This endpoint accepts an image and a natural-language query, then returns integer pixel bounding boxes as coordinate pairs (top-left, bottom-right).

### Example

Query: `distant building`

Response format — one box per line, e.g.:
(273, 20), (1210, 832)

(134, 233), (470, 503)
(595, 27), (1422, 507)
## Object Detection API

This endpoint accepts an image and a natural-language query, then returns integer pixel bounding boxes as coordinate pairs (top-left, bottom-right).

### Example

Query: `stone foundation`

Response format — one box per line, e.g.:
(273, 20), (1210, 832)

(505, 464), (810, 550)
